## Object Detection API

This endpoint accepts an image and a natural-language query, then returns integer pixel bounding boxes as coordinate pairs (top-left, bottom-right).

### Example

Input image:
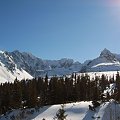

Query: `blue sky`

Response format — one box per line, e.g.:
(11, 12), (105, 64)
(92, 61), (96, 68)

(0, 0), (120, 62)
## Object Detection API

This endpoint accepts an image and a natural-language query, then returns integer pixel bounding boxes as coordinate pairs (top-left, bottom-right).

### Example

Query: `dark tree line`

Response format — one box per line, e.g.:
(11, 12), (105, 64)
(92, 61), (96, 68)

(0, 72), (119, 115)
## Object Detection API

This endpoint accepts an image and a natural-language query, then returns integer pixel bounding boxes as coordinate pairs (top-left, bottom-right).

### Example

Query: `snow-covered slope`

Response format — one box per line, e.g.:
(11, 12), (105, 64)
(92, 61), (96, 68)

(0, 51), (33, 83)
(1, 100), (120, 120)
(0, 62), (32, 83)
(34, 102), (91, 120)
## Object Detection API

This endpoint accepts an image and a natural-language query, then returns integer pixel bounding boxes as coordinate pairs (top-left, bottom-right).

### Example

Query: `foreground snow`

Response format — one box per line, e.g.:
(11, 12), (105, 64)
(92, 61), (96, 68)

(33, 100), (120, 120)
(1, 100), (120, 120)
(33, 102), (91, 120)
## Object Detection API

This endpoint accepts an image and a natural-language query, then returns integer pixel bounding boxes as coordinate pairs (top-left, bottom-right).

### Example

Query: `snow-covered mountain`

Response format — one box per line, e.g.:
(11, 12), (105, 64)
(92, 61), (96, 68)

(11, 50), (82, 77)
(1, 48), (120, 82)
(0, 50), (82, 82)
(81, 48), (120, 72)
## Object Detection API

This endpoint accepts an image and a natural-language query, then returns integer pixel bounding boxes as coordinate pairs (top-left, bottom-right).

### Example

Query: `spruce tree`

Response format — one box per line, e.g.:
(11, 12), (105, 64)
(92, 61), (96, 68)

(53, 105), (67, 120)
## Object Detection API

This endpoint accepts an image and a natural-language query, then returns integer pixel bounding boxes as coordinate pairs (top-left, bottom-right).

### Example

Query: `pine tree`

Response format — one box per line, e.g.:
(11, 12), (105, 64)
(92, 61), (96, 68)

(43, 74), (49, 105)
(53, 105), (67, 120)
(115, 72), (120, 101)
(100, 74), (107, 92)
(27, 79), (37, 107)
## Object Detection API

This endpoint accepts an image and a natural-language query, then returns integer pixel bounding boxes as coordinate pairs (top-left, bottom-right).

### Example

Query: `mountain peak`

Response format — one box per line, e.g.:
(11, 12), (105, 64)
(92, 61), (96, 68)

(0, 50), (4, 54)
(101, 48), (110, 53)
(100, 48), (112, 57)
(13, 50), (20, 52)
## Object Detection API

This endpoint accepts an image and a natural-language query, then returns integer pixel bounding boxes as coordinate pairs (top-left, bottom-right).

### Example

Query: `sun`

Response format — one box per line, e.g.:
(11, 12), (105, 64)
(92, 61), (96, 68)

(109, 0), (120, 7)
(107, 0), (120, 24)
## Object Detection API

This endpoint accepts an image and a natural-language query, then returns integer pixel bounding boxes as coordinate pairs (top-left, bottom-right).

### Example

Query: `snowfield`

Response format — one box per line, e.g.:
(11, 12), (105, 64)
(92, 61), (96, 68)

(33, 102), (91, 120)
(1, 100), (120, 120)
(76, 71), (119, 80)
